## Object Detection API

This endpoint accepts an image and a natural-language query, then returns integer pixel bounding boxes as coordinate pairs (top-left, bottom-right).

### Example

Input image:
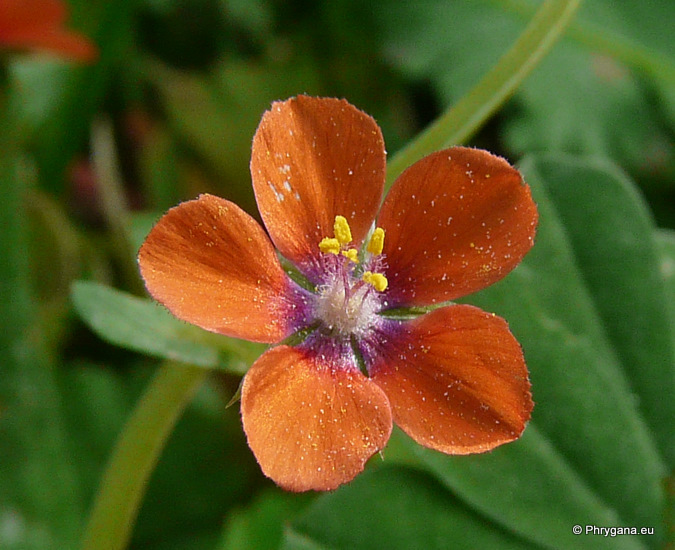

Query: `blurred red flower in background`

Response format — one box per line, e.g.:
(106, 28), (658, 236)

(0, 0), (97, 62)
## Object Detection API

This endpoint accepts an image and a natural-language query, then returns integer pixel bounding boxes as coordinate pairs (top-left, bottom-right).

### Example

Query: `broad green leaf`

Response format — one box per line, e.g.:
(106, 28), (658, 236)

(283, 466), (532, 550)
(71, 281), (264, 373)
(502, 45), (669, 180)
(530, 155), (675, 466)
(473, 154), (665, 541)
(282, 467), (531, 550)
(219, 489), (313, 550)
(656, 229), (675, 347)
(392, 427), (644, 550)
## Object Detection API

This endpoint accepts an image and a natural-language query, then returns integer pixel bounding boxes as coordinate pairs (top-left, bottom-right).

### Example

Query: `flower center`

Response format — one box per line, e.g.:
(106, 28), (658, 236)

(315, 216), (387, 337)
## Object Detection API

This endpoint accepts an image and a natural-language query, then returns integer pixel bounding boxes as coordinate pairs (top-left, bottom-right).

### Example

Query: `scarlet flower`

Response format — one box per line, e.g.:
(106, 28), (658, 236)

(0, 0), (97, 62)
(139, 96), (538, 492)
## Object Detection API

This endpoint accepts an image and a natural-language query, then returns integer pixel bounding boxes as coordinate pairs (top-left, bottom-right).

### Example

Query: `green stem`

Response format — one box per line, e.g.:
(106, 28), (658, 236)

(81, 363), (208, 550)
(385, 0), (583, 189)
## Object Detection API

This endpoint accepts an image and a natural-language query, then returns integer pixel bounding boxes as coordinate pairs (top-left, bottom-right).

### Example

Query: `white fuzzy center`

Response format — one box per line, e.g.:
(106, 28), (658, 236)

(315, 273), (381, 337)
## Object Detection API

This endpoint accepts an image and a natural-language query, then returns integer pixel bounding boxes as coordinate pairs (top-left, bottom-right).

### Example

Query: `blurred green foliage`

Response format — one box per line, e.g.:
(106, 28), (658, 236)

(0, 1), (673, 549)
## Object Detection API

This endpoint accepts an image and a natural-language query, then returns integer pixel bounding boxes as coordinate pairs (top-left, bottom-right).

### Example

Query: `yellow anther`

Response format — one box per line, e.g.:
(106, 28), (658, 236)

(319, 237), (340, 255)
(342, 248), (359, 263)
(362, 271), (388, 292)
(333, 215), (352, 245)
(367, 227), (385, 255)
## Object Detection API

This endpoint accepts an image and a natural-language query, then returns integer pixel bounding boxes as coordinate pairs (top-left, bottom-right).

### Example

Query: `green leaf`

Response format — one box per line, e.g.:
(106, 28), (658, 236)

(530, 155), (675, 466)
(219, 489), (313, 550)
(502, 43), (670, 180)
(71, 281), (264, 373)
(393, 427), (644, 550)
(656, 229), (675, 348)
(283, 466), (532, 550)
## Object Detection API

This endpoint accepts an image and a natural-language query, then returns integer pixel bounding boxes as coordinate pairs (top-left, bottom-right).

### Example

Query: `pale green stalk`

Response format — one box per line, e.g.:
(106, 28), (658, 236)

(81, 363), (207, 550)
(499, 0), (675, 85)
(385, 0), (583, 189)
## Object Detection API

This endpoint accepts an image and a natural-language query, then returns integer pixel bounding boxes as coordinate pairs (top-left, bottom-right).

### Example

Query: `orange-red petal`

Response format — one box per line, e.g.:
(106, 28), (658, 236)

(139, 194), (302, 343)
(251, 96), (385, 280)
(378, 147), (537, 306)
(370, 305), (533, 454)
(241, 345), (393, 492)
(0, 0), (97, 62)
